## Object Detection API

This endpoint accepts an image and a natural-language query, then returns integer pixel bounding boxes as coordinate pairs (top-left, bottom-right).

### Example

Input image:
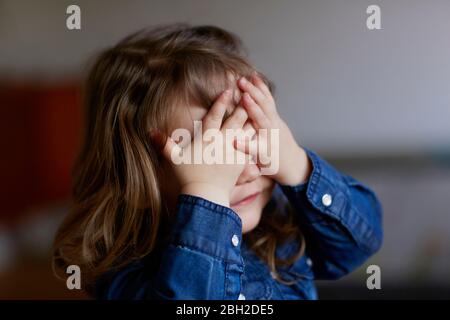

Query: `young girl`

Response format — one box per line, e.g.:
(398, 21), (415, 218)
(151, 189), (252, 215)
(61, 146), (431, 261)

(53, 24), (382, 300)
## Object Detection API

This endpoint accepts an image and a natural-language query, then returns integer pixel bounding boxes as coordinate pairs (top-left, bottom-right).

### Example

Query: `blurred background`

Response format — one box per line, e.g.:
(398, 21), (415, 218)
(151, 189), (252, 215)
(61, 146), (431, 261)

(0, 0), (449, 299)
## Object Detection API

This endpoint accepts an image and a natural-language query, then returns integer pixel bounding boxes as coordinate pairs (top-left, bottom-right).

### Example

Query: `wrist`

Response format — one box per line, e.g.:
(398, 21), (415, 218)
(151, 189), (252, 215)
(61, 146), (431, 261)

(277, 146), (312, 186)
(180, 182), (230, 207)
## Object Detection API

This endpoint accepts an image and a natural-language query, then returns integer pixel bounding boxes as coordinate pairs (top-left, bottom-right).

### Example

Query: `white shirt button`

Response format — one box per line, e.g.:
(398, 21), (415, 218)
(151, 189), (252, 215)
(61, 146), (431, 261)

(306, 258), (313, 267)
(238, 293), (246, 300)
(322, 193), (332, 207)
(231, 234), (239, 247)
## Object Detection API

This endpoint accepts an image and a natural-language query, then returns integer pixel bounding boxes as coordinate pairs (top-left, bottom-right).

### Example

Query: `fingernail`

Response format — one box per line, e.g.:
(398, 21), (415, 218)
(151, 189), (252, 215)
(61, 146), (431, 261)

(240, 77), (247, 85)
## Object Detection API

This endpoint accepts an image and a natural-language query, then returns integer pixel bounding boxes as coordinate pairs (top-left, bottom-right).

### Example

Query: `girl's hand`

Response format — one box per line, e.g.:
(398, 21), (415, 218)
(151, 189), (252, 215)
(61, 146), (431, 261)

(236, 73), (312, 186)
(162, 89), (250, 207)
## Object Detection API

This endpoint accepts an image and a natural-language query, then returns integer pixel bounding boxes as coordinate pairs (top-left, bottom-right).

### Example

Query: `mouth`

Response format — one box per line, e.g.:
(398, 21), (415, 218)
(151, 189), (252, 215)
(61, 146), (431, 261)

(230, 191), (261, 208)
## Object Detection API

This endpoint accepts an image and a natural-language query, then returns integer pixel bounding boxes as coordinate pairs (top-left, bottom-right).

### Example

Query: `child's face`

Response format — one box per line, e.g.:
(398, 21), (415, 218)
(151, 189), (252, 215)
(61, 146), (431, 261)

(163, 97), (275, 234)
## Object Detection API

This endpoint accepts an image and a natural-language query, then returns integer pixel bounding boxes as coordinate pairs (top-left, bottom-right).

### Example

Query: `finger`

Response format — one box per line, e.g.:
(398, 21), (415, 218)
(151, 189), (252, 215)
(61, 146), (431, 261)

(236, 135), (272, 167)
(243, 122), (256, 140)
(251, 72), (272, 97)
(237, 76), (267, 107)
(241, 93), (270, 128)
(234, 137), (258, 158)
(203, 89), (232, 130)
(222, 106), (248, 130)
(162, 136), (182, 163)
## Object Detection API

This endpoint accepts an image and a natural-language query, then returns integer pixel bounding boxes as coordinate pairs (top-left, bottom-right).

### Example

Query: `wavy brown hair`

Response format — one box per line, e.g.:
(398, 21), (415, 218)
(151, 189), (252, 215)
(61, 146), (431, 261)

(52, 23), (304, 292)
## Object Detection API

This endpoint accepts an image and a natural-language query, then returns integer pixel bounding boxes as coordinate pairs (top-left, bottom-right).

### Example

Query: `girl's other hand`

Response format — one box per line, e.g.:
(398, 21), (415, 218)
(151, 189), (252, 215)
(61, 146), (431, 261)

(236, 73), (312, 186)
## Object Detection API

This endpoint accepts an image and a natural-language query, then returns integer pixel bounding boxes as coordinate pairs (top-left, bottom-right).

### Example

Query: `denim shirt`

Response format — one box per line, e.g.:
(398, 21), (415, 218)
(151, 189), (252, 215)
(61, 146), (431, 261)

(95, 149), (383, 300)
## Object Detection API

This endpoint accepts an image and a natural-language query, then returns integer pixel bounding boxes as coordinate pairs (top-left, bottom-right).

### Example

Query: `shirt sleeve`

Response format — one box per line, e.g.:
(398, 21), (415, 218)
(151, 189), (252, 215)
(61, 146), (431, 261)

(280, 148), (383, 280)
(98, 194), (244, 300)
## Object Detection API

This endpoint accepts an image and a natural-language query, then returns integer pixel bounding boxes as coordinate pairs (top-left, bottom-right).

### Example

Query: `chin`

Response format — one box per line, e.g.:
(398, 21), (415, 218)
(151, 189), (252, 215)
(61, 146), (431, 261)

(239, 209), (262, 233)
(232, 183), (274, 234)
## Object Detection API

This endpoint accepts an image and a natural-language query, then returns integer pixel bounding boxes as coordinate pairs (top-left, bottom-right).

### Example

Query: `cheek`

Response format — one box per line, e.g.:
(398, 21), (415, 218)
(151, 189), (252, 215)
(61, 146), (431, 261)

(236, 182), (275, 234)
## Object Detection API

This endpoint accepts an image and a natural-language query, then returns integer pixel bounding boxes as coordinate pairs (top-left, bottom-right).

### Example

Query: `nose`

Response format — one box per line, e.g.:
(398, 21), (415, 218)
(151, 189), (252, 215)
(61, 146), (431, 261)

(236, 162), (261, 185)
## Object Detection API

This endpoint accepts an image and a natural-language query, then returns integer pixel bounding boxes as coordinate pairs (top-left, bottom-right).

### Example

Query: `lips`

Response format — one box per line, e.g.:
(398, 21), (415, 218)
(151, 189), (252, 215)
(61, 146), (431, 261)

(230, 191), (261, 207)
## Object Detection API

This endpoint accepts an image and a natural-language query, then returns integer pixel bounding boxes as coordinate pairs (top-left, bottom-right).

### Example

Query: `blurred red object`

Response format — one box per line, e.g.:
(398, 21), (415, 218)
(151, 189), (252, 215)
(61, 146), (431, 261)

(0, 82), (82, 224)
